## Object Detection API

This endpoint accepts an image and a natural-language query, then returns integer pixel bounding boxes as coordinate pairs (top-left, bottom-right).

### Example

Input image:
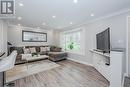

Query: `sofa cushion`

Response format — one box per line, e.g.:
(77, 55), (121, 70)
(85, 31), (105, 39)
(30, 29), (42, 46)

(48, 52), (67, 58)
(29, 47), (36, 53)
(48, 52), (67, 62)
(48, 52), (67, 55)
(25, 46), (40, 52)
(50, 46), (62, 52)
(52, 48), (61, 52)
(21, 54), (32, 60)
(46, 47), (50, 52)
(39, 51), (47, 55)
(23, 48), (31, 54)
(10, 47), (24, 55)
(40, 47), (47, 52)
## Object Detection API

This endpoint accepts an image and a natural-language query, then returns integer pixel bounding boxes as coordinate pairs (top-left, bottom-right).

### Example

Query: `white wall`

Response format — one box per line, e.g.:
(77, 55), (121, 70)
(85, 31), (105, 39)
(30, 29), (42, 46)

(53, 30), (60, 46)
(0, 20), (7, 57)
(7, 25), (58, 47)
(128, 17), (130, 75)
(60, 12), (130, 67)
(0, 21), (3, 53)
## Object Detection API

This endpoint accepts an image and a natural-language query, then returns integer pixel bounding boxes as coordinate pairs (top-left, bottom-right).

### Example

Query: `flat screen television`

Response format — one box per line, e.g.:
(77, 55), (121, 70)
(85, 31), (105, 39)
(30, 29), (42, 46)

(96, 28), (110, 53)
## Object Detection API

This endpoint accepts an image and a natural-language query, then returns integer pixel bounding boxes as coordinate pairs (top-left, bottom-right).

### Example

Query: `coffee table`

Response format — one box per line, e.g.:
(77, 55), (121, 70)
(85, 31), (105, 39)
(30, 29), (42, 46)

(21, 54), (49, 69)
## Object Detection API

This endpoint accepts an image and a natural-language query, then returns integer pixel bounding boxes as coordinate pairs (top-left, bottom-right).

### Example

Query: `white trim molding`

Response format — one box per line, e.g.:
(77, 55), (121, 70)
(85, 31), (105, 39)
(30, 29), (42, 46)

(126, 16), (130, 76)
(68, 58), (93, 67)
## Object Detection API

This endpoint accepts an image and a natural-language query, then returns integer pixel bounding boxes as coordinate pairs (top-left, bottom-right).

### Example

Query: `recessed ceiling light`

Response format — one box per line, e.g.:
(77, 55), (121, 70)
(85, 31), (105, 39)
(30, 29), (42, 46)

(18, 24), (21, 26)
(70, 22), (73, 24)
(91, 14), (95, 17)
(19, 3), (23, 6)
(42, 22), (46, 25)
(17, 17), (22, 20)
(73, 0), (78, 3)
(52, 16), (56, 18)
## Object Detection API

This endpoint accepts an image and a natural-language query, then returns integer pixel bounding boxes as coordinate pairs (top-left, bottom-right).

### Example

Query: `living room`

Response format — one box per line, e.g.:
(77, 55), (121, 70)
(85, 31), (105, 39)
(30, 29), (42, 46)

(0, 0), (130, 87)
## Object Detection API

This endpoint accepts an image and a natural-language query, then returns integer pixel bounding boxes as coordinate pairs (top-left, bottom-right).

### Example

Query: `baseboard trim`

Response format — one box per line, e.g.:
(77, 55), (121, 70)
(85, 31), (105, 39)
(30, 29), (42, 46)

(68, 58), (93, 67)
(122, 73), (128, 87)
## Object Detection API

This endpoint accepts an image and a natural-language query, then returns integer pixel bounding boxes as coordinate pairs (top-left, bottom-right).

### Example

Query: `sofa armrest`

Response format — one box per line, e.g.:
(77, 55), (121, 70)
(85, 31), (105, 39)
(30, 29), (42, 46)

(50, 46), (62, 52)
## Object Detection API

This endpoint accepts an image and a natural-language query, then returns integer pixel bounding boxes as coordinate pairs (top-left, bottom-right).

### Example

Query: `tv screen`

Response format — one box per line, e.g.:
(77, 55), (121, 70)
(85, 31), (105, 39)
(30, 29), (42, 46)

(96, 28), (110, 53)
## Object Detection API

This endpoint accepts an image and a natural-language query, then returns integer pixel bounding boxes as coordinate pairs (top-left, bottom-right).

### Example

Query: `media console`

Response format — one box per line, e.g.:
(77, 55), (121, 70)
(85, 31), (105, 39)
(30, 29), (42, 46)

(90, 50), (110, 81)
(90, 50), (124, 87)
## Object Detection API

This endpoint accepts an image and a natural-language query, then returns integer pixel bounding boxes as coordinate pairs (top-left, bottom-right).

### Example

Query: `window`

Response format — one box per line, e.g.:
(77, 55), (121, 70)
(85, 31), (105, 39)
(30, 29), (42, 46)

(60, 29), (84, 54)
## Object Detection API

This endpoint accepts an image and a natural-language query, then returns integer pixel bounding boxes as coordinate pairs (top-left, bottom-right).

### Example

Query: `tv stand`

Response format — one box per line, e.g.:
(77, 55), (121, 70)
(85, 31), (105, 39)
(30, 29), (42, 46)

(90, 49), (110, 81)
(93, 49), (110, 54)
(90, 50), (110, 58)
(90, 50), (124, 87)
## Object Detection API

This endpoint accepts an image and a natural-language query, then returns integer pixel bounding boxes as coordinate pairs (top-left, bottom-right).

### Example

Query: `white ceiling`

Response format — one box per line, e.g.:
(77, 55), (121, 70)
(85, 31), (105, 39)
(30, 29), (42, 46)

(8, 0), (130, 29)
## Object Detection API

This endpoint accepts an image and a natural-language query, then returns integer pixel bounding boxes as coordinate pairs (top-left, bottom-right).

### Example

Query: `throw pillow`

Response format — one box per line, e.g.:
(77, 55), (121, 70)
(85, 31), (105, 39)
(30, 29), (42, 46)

(22, 54), (32, 60)
(40, 47), (47, 52)
(24, 48), (31, 54)
(46, 47), (50, 52)
(29, 47), (36, 53)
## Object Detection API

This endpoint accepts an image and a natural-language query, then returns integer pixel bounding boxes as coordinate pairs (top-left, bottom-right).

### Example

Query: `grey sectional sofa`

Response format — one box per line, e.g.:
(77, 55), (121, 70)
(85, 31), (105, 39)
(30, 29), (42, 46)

(9, 46), (68, 65)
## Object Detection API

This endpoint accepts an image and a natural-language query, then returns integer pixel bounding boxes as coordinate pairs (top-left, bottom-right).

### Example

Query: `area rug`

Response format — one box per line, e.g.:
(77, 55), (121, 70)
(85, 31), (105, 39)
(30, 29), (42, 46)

(6, 60), (60, 83)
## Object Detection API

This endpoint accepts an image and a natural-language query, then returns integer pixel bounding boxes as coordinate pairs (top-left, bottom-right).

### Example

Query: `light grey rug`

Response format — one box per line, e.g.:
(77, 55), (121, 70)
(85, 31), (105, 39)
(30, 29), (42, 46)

(6, 60), (60, 83)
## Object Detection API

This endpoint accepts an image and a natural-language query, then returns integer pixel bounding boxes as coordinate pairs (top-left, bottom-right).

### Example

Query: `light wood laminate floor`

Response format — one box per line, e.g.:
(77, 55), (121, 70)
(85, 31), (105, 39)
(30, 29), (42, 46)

(13, 60), (109, 87)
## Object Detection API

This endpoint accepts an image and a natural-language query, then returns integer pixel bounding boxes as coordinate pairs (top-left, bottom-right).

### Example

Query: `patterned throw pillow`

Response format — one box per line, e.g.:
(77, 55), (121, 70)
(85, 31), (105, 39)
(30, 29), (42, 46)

(46, 47), (50, 52)
(40, 47), (47, 52)
(24, 48), (31, 54)
(29, 47), (36, 53)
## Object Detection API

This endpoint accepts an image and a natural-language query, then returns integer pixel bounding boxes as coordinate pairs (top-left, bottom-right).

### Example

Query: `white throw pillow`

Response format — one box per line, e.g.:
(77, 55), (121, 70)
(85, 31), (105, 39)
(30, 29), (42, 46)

(40, 47), (47, 52)
(29, 47), (36, 53)
(24, 48), (31, 54)
(46, 47), (50, 51)
(22, 54), (32, 60)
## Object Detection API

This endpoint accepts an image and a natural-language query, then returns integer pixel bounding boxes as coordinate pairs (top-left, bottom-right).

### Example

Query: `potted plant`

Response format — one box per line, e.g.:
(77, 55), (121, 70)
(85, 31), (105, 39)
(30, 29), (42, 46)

(68, 42), (74, 50)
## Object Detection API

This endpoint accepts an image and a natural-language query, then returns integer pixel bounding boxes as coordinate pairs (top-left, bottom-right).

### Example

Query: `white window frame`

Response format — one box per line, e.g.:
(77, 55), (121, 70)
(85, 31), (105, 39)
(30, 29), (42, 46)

(60, 28), (85, 55)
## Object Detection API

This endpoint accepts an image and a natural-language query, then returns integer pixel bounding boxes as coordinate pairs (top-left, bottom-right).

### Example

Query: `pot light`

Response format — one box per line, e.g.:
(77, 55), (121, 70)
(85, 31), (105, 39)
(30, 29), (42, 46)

(70, 22), (73, 24)
(91, 14), (95, 17)
(17, 17), (22, 20)
(19, 3), (23, 6)
(73, 0), (78, 3)
(42, 22), (46, 25)
(52, 16), (56, 18)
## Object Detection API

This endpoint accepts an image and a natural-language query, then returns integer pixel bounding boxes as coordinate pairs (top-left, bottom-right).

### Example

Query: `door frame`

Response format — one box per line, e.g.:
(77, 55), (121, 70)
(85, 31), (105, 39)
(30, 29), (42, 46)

(126, 16), (130, 76)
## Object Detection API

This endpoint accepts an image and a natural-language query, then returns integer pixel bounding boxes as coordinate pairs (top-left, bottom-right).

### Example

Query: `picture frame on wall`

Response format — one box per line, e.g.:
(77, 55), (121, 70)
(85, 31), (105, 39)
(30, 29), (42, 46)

(22, 30), (47, 42)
